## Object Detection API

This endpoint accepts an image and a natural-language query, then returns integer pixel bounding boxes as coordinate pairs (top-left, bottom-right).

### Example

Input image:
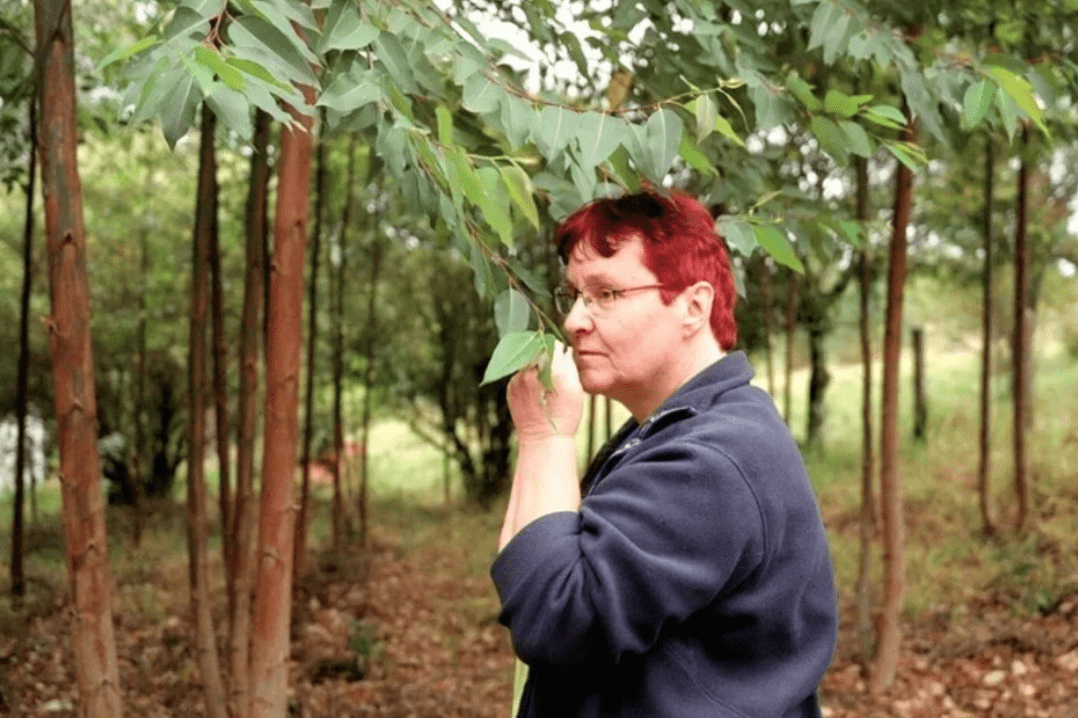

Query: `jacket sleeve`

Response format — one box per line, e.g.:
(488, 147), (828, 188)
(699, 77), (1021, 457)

(490, 440), (767, 670)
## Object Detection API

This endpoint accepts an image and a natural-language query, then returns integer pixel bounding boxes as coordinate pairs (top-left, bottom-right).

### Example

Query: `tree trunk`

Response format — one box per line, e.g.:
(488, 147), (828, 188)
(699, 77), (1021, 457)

(331, 137), (359, 545)
(911, 327), (927, 440)
(1013, 126), (1030, 532)
(250, 87), (315, 718)
(805, 321), (829, 447)
(854, 155), (875, 660)
(229, 107), (272, 718)
(11, 96), (37, 600)
(760, 258), (776, 397)
(187, 106), (229, 718)
(131, 220), (148, 549)
(586, 395), (597, 463)
(32, 1), (124, 714)
(784, 271), (798, 425)
(870, 116), (915, 695)
(210, 201), (232, 578)
(604, 396), (612, 441)
(359, 235), (384, 545)
(295, 122), (327, 581)
(978, 136), (996, 536)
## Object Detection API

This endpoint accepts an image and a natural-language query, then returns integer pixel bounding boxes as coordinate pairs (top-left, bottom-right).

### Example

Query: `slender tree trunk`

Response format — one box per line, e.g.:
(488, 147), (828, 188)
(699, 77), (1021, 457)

(229, 108), (272, 718)
(586, 395), (597, 463)
(11, 96), (37, 600)
(978, 136), (996, 537)
(250, 86), (315, 718)
(911, 327), (927, 440)
(359, 236), (384, 546)
(187, 107), (229, 718)
(295, 123), (327, 581)
(870, 116), (915, 695)
(130, 223), (148, 549)
(854, 155), (875, 659)
(1013, 126), (1030, 532)
(331, 138), (358, 545)
(784, 272), (798, 425)
(805, 321), (829, 447)
(760, 258), (775, 397)
(210, 203), (232, 578)
(604, 396), (612, 441)
(33, 2), (123, 714)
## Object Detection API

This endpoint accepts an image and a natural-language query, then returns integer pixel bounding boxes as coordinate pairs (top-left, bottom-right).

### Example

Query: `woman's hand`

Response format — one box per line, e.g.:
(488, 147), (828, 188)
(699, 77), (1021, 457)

(507, 341), (585, 441)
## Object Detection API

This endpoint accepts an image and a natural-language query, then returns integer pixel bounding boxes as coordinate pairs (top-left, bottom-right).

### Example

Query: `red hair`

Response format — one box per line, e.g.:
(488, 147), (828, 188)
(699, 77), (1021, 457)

(554, 190), (738, 349)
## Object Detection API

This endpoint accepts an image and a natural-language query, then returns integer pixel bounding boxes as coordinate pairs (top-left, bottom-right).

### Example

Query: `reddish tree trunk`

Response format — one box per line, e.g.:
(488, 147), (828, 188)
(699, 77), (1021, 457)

(1013, 127), (1030, 532)
(358, 236), (384, 546)
(295, 124), (327, 580)
(854, 155), (876, 660)
(870, 117), (915, 694)
(250, 88), (315, 718)
(130, 224), (148, 549)
(33, 0), (123, 713)
(978, 136), (996, 536)
(760, 258), (775, 397)
(11, 96), (36, 600)
(187, 107), (229, 718)
(783, 272), (798, 425)
(229, 108), (272, 718)
(211, 204), (233, 577)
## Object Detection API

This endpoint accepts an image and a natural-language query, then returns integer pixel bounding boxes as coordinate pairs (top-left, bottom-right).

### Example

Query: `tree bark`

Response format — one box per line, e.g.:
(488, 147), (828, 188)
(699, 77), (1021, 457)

(911, 327), (927, 440)
(210, 200), (232, 579)
(805, 320), (829, 447)
(250, 87), (315, 718)
(229, 107), (272, 718)
(11, 95), (37, 600)
(359, 234), (384, 546)
(870, 116), (915, 695)
(1013, 126), (1030, 532)
(295, 121), (327, 581)
(760, 258), (776, 397)
(978, 135), (996, 537)
(783, 271), (798, 425)
(32, 1), (124, 714)
(854, 155), (875, 660)
(130, 217), (148, 549)
(187, 106), (229, 718)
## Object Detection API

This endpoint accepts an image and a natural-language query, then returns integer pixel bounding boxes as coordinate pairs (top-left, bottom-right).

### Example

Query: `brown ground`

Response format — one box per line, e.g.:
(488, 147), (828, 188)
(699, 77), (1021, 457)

(1, 504), (1076, 717)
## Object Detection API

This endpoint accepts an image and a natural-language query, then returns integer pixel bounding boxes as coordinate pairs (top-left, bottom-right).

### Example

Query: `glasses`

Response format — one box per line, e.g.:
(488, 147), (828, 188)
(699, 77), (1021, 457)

(553, 283), (666, 315)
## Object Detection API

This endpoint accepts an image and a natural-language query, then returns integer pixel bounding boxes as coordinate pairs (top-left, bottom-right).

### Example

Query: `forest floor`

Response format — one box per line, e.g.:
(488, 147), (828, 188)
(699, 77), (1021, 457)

(1, 495), (1078, 717)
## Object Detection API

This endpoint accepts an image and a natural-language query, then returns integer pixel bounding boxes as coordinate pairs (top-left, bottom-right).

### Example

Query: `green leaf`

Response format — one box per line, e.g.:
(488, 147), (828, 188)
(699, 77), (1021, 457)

(536, 105), (580, 156)
(462, 73), (501, 114)
(481, 331), (545, 385)
(786, 74), (822, 112)
(839, 120), (873, 157)
(713, 112), (744, 147)
(577, 112), (625, 168)
(823, 89), (860, 118)
(678, 133), (716, 176)
(247, 0), (319, 63)
(755, 225), (803, 272)
(822, 12), (851, 64)
(995, 89), (1019, 141)
(495, 289), (532, 338)
(374, 31), (416, 94)
(883, 140), (923, 172)
(500, 164), (540, 229)
(478, 165), (514, 246)
(810, 115), (848, 161)
(226, 57), (290, 89)
(252, 0), (318, 31)
(690, 94), (718, 142)
(317, 69), (382, 113)
(449, 147), (485, 207)
(962, 80), (995, 130)
(984, 66), (1048, 137)
(161, 67), (202, 149)
(231, 15), (317, 86)
(500, 96), (536, 148)
(507, 256), (549, 298)
(205, 83), (254, 138)
(645, 107), (683, 180)
(717, 219), (756, 256)
(750, 86), (790, 131)
(194, 46), (244, 90)
(838, 220), (862, 248)
(436, 105), (453, 146)
(97, 36), (159, 73)
(864, 104), (906, 127)
(164, 7), (210, 42)
(320, 1), (378, 52)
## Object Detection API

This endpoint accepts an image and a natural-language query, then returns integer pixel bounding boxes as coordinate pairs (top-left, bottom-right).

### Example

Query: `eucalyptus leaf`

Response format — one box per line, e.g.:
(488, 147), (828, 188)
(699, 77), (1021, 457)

(755, 225), (803, 272)
(500, 164), (540, 229)
(161, 67), (202, 149)
(374, 31), (417, 94)
(962, 79), (995, 130)
(691, 93), (717, 142)
(645, 108), (683, 180)
(810, 115), (848, 161)
(320, 1), (378, 52)
(97, 36), (159, 74)
(717, 219), (756, 256)
(478, 165), (514, 246)
(164, 7), (210, 42)
(481, 331), (545, 385)
(577, 112), (625, 168)
(495, 289), (532, 338)
(462, 73), (502, 114)
(839, 120), (873, 157)
(537, 105), (581, 157)
(205, 83), (254, 138)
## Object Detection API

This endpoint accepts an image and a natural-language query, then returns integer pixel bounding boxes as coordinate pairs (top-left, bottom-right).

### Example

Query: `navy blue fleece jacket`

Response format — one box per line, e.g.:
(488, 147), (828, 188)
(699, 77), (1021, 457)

(491, 352), (836, 718)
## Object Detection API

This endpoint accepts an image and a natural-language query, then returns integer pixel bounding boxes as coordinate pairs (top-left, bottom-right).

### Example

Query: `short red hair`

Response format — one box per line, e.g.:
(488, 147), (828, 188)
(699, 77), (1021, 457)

(554, 190), (738, 349)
